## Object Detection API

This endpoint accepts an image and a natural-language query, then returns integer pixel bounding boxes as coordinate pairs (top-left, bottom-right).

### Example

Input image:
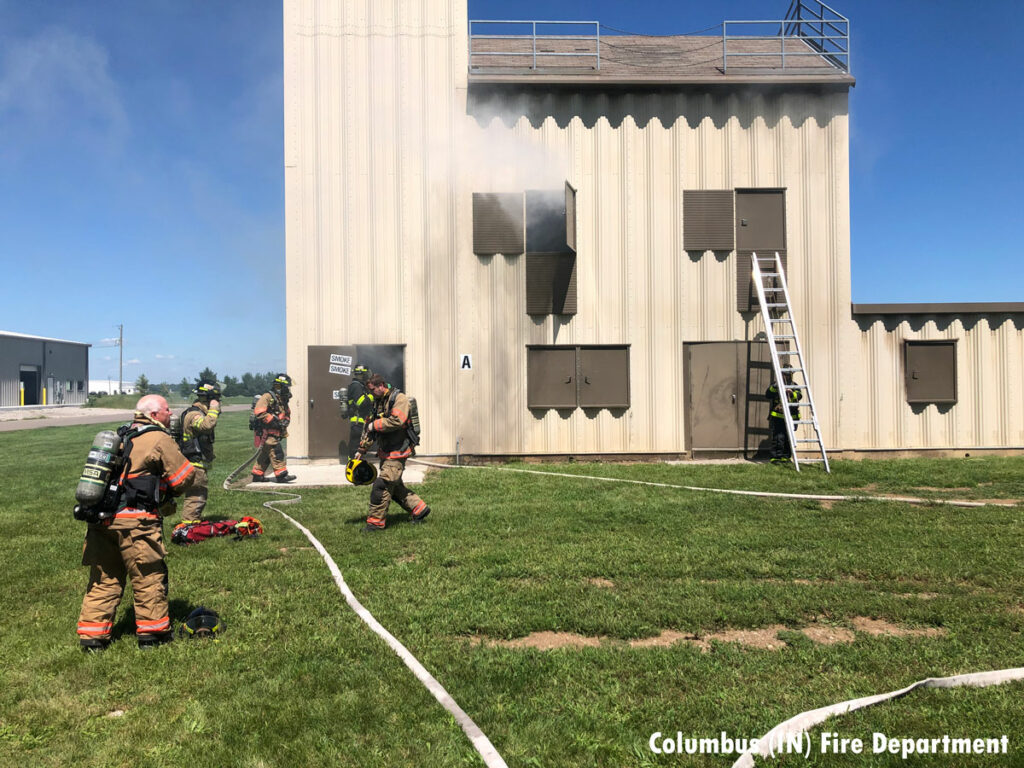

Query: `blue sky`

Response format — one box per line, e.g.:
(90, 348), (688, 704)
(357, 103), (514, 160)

(1, 1), (1021, 385)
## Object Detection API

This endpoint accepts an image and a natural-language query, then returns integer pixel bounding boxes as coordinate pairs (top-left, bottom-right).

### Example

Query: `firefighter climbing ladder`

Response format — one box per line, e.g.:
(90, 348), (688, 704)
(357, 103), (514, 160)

(750, 252), (830, 472)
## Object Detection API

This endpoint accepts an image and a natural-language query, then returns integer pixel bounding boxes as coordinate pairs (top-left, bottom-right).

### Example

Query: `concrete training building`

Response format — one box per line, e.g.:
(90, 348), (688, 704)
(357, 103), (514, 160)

(283, 0), (1024, 461)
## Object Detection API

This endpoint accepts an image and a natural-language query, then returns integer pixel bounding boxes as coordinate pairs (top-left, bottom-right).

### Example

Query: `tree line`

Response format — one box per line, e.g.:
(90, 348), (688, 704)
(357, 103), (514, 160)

(131, 369), (282, 399)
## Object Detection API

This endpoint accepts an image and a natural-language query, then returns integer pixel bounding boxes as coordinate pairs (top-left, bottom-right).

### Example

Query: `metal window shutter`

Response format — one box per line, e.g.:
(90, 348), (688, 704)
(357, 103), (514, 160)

(526, 254), (577, 315)
(473, 193), (524, 255)
(905, 341), (957, 404)
(565, 182), (577, 253)
(683, 190), (734, 251)
(527, 347), (578, 409)
(578, 346), (630, 408)
(737, 250), (787, 311)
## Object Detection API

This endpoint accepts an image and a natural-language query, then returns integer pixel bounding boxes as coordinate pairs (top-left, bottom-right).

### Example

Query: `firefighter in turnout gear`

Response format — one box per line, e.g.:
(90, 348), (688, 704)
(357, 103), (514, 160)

(766, 372), (803, 463)
(251, 373), (296, 483)
(77, 395), (195, 651)
(354, 374), (429, 531)
(178, 379), (221, 522)
(344, 365), (374, 458)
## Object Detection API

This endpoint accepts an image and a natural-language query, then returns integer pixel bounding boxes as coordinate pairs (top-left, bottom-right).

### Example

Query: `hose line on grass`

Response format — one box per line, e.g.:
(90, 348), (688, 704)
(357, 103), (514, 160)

(221, 452), (509, 768)
(409, 458), (1019, 509)
(407, 458), (1023, 764)
(731, 667), (1024, 768)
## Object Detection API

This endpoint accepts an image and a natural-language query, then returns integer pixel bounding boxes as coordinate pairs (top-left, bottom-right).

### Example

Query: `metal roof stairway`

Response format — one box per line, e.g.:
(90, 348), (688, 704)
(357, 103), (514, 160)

(750, 252), (830, 472)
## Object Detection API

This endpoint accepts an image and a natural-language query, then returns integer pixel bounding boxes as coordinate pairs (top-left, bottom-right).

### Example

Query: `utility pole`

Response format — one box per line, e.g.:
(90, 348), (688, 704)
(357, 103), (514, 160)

(118, 323), (123, 395)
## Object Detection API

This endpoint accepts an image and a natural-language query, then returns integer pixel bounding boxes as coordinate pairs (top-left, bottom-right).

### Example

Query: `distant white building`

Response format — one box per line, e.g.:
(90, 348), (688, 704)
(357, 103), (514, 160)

(1, 331), (90, 407)
(88, 379), (136, 396)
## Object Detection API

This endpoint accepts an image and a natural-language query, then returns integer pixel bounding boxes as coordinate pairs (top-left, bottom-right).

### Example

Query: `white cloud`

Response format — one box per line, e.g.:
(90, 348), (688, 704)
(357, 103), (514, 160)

(154, 354), (175, 360)
(124, 358), (141, 365)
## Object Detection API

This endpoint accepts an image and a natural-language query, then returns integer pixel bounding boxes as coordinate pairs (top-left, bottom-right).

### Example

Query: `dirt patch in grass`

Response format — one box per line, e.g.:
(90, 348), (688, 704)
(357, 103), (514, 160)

(851, 617), (946, 638)
(395, 553), (418, 564)
(587, 578), (615, 589)
(469, 618), (945, 651)
(801, 626), (855, 645)
(700, 626), (789, 652)
(629, 630), (699, 648)
(819, 500), (836, 510)
(896, 592), (939, 600)
(475, 631), (607, 650)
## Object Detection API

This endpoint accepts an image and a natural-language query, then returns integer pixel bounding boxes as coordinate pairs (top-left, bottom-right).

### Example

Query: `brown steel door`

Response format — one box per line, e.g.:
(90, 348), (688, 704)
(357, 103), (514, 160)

(686, 343), (741, 450)
(685, 342), (771, 453)
(307, 345), (357, 460)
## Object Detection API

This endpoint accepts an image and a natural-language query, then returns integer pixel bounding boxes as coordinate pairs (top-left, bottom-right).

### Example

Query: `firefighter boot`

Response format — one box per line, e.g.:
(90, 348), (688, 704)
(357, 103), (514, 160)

(274, 472), (297, 483)
(410, 505), (431, 524)
(138, 632), (174, 650)
(80, 638), (109, 653)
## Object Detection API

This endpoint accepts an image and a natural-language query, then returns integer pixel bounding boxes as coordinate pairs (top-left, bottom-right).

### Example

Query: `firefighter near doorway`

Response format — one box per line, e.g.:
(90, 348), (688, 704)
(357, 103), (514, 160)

(353, 374), (428, 531)
(251, 374), (297, 484)
(339, 364), (374, 458)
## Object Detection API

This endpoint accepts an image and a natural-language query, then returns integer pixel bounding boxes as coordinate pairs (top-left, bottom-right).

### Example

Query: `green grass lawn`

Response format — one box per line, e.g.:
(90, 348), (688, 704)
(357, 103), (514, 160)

(1, 415), (1022, 767)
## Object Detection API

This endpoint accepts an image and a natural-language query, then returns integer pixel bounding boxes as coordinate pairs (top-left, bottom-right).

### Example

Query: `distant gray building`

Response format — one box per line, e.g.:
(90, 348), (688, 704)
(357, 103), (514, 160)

(0, 331), (90, 407)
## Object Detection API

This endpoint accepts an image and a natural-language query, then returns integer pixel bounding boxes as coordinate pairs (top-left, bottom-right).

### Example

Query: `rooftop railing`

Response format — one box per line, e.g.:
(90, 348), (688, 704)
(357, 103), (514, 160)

(723, 0), (850, 73)
(468, 20), (600, 71)
(469, 1), (850, 76)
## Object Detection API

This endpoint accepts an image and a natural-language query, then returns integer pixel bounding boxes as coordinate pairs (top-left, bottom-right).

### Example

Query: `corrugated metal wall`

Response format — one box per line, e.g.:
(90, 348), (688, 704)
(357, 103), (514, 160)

(0, 336), (89, 407)
(285, 0), (1023, 456)
(284, 0), (854, 456)
(850, 315), (1024, 449)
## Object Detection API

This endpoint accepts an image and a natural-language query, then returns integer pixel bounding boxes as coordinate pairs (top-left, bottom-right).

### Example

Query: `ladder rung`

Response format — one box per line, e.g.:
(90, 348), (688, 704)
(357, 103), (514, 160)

(785, 384), (809, 389)
(761, 272), (781, 277)
(765, 303), (787, 308)
(769, 318), (790, 323)
(775, 350), (798, 355)
(795, 438), (820, 443)
(781, 367), (802, 372)
(798, 458), (827, 463)
(762, 288), (784, 293)
(774, 335), (796, 340)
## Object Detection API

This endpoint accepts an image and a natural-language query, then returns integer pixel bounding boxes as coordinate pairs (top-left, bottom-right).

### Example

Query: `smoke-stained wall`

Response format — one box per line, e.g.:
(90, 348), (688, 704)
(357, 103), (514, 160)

(287, 1), (1024, 457)
(284, 0), (857, 457)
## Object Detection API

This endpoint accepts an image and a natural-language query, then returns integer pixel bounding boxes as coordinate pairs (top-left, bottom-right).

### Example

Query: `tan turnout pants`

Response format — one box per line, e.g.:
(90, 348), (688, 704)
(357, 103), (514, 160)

(180, 465), (208, 522)
(367, 458), (427, 527)
(77, 522), (170, 641)
(253, 434), (288, 477)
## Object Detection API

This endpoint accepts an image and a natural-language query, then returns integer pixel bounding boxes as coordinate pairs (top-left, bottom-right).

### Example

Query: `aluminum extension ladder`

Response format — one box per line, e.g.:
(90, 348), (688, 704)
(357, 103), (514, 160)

(750, 252), (830, 472)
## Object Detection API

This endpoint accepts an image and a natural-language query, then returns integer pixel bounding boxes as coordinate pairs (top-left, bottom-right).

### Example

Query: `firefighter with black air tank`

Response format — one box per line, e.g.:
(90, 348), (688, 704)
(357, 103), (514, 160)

(354, 374), (429, 531)
(766, 371), (803, 464)
(251, 373), (297, 483)
(76, 394), (195, 651)
(178, 378), (221, 522)
(342, 364), (374, 458)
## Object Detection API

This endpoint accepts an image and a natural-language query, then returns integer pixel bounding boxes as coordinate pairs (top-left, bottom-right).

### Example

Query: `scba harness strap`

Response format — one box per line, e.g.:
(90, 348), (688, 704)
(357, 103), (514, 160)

(117, 423), (164, 515)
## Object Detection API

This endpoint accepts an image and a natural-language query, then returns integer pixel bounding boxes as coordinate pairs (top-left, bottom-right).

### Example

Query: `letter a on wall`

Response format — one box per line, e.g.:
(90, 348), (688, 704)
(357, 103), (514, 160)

(460, 354), (473, 371)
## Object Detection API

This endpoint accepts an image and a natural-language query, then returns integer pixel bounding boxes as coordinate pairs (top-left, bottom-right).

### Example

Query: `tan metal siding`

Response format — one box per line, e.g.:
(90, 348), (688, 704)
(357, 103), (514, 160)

(849, 316), (1024, 449)
(286, 1), (865, 456)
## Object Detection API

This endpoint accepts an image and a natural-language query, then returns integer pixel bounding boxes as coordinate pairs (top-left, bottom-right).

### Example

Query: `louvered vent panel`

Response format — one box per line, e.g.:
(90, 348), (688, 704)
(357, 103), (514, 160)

(473, 193), (524, 255)
(683, 190), (734, 251)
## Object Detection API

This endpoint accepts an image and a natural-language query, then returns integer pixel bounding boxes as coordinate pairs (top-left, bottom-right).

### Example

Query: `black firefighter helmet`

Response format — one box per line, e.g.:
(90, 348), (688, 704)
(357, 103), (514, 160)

(273, 373), (293, 398)
(194, 378), (222, 400)
(346, 458), (377, 486)
(178, 606), (224, 639)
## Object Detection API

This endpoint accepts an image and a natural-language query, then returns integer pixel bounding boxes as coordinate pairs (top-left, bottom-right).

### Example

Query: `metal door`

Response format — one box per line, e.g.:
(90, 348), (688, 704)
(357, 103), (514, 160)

(685, 342), (771, 453)
(307, 345), (357, 460)
(306, 345), (406, 460)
